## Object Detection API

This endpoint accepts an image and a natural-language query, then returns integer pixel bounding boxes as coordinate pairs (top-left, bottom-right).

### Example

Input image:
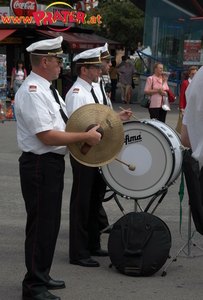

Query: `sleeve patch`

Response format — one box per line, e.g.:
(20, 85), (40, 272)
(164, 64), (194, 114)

(73, 88), (79, 93)
(29, 85), (37, 92)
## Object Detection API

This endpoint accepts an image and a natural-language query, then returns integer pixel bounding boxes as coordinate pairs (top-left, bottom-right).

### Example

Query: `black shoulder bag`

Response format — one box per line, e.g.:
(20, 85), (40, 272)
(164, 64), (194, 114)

(140, 77), (153, 108)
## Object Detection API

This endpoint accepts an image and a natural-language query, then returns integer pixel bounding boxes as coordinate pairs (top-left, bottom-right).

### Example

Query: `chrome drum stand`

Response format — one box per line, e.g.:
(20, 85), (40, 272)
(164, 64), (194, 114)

(162, 202), (203, 277)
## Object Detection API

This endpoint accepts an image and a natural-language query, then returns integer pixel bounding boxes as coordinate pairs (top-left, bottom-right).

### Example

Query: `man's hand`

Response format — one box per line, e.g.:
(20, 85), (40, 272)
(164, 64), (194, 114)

(118, 108), (132, 120)
(85, 124), (102, 146)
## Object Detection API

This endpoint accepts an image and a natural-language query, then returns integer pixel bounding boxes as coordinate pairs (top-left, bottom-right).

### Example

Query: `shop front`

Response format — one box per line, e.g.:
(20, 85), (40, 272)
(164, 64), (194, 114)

(0, 2), (122, 100)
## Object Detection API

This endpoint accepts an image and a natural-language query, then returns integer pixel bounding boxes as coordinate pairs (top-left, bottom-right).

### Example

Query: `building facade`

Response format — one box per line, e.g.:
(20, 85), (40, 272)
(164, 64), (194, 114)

(134, 0), (203, 69)
(144, 0), (203, 68)
(0, 2), (122, 98)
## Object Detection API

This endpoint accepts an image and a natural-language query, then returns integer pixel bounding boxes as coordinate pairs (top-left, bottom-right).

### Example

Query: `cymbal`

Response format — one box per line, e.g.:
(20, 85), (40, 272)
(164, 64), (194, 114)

(65, 103), (124, 167)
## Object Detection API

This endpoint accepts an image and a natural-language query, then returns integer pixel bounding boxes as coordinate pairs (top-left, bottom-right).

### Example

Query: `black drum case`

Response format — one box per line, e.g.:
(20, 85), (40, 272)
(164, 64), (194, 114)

(108, 212), (171, 276)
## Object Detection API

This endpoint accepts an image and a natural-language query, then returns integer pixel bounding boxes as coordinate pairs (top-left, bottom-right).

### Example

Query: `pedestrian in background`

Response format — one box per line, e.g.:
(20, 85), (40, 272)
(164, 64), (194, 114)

(144, 62), (169, 123)
(117, 59), (136, 104)
(175, 65), (198, 134)
(179, 66), (198, 115)
(109, 60), (118, 101)
(10, 59), (27, 94)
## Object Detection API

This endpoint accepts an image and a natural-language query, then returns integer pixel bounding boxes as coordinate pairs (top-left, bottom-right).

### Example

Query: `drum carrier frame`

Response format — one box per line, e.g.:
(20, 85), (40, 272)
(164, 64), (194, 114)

(101, 185), (169, 233)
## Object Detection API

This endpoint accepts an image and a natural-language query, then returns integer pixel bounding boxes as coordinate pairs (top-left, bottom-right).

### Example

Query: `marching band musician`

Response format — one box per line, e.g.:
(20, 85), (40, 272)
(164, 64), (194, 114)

(65, 47), (132, 268)
(15, 36), (101, 300)
(92, 43), (131, 233)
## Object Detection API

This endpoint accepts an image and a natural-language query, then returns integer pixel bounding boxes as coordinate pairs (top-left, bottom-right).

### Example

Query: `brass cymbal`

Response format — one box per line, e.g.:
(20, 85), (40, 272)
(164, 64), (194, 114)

(65, 103), (124, 167)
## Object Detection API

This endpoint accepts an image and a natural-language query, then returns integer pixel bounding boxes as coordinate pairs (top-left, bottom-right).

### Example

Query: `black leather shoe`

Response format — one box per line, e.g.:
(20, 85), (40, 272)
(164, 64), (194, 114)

(22, 291), (60, 300)
(90, 249), (109, 256)
(46, 279), (65, 290)
(69, 258), (100, 267)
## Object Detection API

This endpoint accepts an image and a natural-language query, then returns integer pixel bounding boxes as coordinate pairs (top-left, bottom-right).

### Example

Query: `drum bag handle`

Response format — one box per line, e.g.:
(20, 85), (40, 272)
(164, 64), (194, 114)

(121, 214), (154, 276)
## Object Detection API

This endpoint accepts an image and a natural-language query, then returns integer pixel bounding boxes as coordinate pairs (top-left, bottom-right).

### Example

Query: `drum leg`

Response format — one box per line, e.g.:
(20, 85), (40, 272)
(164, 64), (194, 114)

(113, 193), (126, 215)
(100, 192), (126, 234)
(100, 224), (113, 234)
(102, 189), (115, 202)
(134, 200), (144, 212)
(144, 188), (168, 213)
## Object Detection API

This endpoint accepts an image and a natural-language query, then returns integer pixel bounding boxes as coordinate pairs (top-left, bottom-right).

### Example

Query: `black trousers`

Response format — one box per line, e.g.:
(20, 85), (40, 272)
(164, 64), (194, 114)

(111, 79), (117, 101)
(19, 152), (65, 297)
(148, 107), (167, 123)
(69, 155), (107, 260)
(98, 202), (109, 231)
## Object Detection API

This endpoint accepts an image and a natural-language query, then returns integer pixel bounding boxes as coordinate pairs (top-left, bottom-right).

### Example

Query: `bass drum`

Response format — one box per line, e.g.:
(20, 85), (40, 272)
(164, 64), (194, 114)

(101, 120), (183, 199)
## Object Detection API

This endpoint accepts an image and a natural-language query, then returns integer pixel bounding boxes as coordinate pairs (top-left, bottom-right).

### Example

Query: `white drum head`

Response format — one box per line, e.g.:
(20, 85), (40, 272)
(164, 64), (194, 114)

(101, 120), (177, 199)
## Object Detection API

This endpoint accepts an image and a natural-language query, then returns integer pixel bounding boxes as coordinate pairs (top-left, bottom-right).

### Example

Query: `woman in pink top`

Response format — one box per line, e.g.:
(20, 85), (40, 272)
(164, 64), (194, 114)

(144, 62), (169, 123)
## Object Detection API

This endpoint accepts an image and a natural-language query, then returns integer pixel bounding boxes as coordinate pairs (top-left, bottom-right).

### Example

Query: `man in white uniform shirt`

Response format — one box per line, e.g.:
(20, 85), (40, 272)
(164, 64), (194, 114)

(93, 43), (113, 108)
(65, 48), (131, 268)
(15, 37), (101, 300)
(92, 43), (113, 234)
(181, 66), (203, 168)
(93, 43), (132, 233)
(180, 66), (203, 235)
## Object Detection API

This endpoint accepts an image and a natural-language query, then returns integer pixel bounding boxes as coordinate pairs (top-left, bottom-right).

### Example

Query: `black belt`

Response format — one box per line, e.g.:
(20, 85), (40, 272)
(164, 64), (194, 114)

(22, 151), (65, 160)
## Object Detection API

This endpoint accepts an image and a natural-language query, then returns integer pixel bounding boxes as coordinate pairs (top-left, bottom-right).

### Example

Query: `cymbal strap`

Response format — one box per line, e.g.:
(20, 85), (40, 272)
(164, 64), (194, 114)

(81, 143), (92, 155)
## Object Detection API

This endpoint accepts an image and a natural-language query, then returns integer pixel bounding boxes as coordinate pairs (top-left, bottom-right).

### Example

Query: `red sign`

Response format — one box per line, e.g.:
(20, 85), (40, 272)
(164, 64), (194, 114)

(10, 0), (37, 16)
(183, 40), (201, 65)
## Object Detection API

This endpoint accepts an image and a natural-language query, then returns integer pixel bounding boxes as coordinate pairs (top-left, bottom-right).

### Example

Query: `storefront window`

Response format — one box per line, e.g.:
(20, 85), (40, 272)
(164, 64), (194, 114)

(143, 0), (203, 69)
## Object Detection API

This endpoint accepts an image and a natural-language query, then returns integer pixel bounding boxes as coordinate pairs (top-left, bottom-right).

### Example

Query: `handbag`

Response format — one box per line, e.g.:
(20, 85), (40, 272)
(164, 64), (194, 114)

(140, 77), (153, 108)
(175, 111), (183, 134)
(165, 89), (176, 103)
(131, 78), (135, 89)
(162, 95), (171, 111)
(140, 95), (150, 108)
(161, 78), (173, 111)
(7, 88), (15, 100)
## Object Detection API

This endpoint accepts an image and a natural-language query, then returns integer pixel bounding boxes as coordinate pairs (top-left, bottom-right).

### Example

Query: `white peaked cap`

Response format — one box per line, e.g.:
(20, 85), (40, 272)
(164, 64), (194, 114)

(26, 36), (65, 57)
(73, 47), (103, 65)
(94, 43), (114, 60)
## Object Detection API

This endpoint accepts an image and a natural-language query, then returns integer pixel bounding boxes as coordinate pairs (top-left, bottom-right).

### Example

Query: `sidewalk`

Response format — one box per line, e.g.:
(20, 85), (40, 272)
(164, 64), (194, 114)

(1, 103), (203, 300)
(114, 82), (139, 104)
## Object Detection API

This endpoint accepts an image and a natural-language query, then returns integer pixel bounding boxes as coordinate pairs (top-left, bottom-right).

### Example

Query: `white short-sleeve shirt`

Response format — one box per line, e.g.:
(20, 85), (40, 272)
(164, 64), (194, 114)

(65, 77), (101, 117)
(183, 66), (203, 167)
(15, 71), (68, 155)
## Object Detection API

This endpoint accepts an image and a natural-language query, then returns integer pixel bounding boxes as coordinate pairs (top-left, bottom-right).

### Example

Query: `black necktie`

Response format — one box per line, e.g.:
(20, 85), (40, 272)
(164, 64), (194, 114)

(50, 84), (68, 124)
(91, 87), (99, 104)
(100, 80), (107, 106)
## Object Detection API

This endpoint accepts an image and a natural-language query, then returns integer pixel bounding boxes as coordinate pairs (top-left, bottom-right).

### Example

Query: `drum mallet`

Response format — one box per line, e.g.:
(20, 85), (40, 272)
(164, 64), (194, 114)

(115, 158), (136, 171)
(119, 106), (139, 121)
